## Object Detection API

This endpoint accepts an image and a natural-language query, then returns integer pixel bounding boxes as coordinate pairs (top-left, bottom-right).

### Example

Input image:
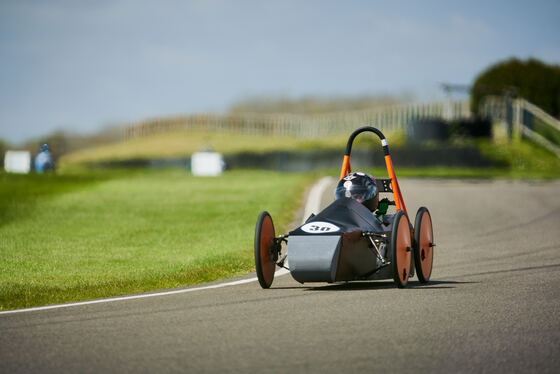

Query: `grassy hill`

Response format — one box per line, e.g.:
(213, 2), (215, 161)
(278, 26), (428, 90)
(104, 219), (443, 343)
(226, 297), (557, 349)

(58, 129), (404, 169)
(58, 127), (560, 178)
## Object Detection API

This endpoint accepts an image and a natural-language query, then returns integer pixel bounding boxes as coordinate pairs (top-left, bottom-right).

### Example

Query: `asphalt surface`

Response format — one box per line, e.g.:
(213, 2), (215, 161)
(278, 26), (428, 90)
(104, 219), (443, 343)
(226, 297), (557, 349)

(1, 179), (559, 373)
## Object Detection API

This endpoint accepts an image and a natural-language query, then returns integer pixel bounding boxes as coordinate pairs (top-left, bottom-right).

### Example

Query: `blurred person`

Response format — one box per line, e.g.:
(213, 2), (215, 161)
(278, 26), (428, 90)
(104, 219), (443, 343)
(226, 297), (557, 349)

(34, 143), (54, 173)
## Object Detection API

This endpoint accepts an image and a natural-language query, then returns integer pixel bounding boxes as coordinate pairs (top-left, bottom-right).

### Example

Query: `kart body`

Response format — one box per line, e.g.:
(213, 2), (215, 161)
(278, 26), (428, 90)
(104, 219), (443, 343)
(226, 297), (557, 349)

(288, 191), (395, 283)
(254, 126), (435, 289)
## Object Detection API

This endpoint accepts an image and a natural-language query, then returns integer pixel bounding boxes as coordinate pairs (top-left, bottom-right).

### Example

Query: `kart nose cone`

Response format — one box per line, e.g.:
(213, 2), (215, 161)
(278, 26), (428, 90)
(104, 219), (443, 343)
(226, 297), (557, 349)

(288, 235), (342, 283)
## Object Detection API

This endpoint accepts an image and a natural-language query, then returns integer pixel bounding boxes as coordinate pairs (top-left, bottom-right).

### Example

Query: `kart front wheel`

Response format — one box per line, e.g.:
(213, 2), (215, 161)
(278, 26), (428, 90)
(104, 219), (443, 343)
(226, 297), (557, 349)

(413, 207), (434, 283)
(254, 211), (276, 288)
(391, 210), (412, 288)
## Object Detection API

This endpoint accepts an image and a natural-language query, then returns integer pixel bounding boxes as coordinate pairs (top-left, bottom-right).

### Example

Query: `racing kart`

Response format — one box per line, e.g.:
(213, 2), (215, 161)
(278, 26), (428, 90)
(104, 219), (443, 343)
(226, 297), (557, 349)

(254, 126), (435, 288)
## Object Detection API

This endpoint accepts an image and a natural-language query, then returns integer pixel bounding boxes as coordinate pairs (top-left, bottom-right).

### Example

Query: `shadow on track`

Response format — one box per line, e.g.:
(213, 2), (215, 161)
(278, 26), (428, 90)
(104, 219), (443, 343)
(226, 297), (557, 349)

(296, 279), (475, 292)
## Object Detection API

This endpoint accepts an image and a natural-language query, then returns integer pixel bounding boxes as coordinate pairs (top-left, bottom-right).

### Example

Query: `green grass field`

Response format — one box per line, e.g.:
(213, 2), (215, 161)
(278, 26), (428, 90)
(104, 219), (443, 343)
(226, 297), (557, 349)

(0, 169), (312, 310)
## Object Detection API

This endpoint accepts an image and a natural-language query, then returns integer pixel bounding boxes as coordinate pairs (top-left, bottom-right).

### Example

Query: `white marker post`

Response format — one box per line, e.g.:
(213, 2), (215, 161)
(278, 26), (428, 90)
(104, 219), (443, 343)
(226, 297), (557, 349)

(4, 151), (31, 174)
(191, 152), (225, 176)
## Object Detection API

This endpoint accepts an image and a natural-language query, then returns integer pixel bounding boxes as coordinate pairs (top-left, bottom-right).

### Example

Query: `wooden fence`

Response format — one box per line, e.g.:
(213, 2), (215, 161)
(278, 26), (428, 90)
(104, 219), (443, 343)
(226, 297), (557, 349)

(480, 96), (560, 158)
(123, 100), (471, 140)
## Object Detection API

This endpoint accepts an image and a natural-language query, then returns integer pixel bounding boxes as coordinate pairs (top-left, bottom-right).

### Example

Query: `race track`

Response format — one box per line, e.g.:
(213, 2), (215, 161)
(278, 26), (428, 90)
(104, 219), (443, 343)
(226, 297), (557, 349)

(1, 179), (559, 373)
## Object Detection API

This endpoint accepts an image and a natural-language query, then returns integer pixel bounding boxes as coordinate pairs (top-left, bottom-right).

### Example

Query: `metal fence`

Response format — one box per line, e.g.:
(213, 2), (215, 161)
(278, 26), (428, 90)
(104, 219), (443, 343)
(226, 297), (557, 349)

(480, 96), (560, 157)
(123, 100), (471, 140)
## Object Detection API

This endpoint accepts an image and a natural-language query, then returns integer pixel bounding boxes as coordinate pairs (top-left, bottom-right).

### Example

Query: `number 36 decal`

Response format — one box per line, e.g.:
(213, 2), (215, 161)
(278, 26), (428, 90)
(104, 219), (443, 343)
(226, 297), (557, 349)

(301, 221), (340, 234)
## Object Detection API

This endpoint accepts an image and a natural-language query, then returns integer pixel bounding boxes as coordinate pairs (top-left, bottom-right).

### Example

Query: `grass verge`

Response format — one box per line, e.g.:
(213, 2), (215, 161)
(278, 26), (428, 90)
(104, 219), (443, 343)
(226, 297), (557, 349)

(0, 169), (313, 310)
(475, 137), (560, 178)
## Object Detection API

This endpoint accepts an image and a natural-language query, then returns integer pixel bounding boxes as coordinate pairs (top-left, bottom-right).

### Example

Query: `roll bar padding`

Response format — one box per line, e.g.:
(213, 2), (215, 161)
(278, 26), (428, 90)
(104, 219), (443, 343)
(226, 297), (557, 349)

(344, 126), (390, 156)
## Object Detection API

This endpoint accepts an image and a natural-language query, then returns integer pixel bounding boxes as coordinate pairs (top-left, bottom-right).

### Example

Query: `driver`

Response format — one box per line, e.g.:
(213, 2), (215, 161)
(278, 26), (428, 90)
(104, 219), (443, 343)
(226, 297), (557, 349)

(334, 171), (378, 212)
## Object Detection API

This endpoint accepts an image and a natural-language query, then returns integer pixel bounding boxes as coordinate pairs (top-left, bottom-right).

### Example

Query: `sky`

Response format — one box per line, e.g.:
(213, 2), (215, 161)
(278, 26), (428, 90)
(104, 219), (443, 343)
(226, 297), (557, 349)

(1, 0), (559, 144)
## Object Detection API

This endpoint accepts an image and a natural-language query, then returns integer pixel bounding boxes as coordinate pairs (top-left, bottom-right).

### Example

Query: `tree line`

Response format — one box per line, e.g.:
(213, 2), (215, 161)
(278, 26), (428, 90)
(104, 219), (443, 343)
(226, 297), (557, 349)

(471, 58), (560, 118)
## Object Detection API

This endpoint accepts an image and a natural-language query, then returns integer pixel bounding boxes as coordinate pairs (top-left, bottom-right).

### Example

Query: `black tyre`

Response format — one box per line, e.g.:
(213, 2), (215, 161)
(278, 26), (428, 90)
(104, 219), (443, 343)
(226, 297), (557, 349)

(391, 210), (412, 288)
(413, 207), (434, 283)
(254, 211), (276, 289)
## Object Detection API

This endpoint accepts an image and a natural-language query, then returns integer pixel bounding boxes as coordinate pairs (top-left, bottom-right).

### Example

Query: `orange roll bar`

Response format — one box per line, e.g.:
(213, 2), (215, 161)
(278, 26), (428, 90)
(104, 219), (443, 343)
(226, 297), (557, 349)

(341, 126), (408, 215)
(339, 155), (351, 180)
(384, 155), (407, 215)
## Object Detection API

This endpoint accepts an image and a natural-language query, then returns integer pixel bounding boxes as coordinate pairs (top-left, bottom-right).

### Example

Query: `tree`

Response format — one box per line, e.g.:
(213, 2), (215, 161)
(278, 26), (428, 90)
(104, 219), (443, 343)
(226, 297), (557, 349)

(471, 58), (560, 118)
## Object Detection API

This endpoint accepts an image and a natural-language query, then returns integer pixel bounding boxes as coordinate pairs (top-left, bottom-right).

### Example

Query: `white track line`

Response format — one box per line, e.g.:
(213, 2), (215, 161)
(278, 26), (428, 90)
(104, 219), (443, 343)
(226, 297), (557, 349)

(0, 269), (290, 316)
(0, 177), (334, 316)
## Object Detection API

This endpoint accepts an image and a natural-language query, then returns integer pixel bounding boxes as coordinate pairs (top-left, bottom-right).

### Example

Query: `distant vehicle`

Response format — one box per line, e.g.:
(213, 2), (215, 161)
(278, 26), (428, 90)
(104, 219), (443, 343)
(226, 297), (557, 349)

(254, 126), (435, 288)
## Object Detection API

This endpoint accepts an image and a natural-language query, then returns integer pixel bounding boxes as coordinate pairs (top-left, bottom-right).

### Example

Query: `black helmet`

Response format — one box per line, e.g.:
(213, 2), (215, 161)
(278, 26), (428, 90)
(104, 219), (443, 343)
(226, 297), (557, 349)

(335, 171), (378, 211)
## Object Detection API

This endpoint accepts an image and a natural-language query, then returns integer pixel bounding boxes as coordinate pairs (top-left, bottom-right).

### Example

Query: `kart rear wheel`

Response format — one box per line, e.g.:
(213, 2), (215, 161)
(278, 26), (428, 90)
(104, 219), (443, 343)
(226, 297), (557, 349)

(413, 207), (434, 283)
(391, 210), (412, 288)
(254, 211), (276, 289)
